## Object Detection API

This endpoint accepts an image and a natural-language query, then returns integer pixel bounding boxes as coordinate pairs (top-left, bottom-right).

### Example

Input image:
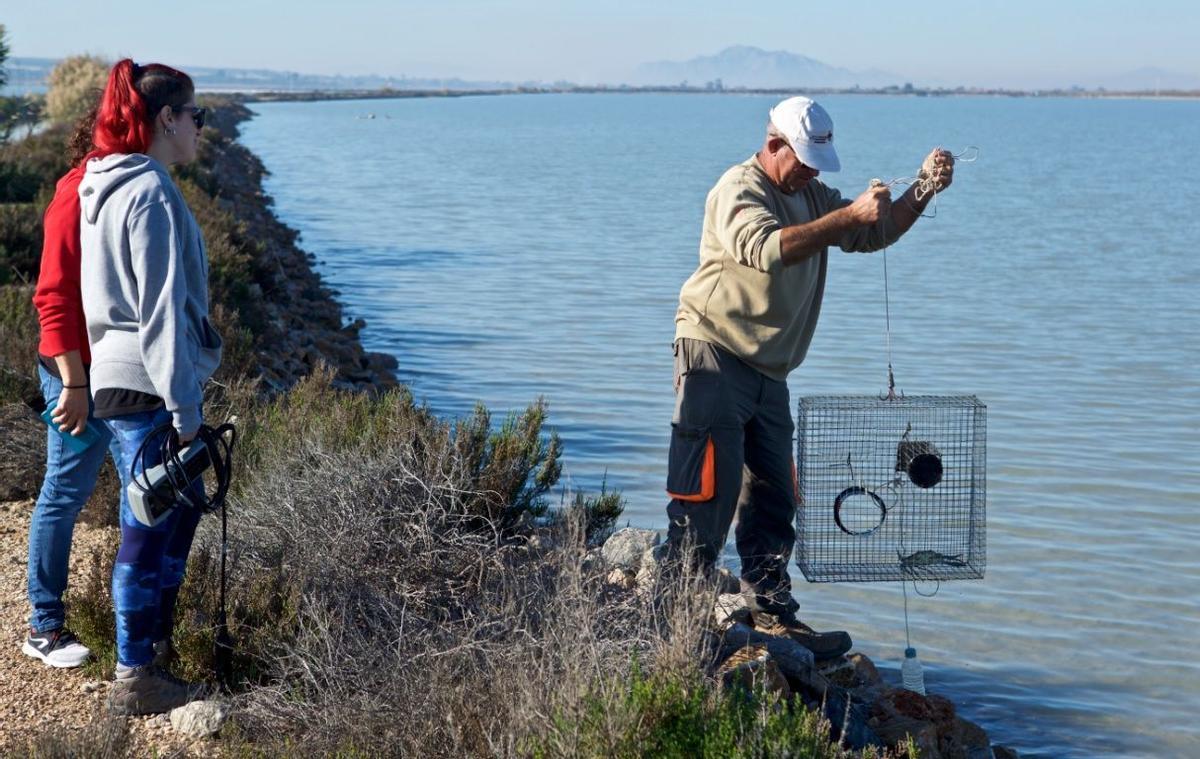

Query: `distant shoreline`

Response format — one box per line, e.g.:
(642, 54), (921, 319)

(221, 85), (1200, 105)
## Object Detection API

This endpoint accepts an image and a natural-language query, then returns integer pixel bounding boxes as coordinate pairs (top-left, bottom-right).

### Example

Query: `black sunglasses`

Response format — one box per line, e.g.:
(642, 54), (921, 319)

(173, 105), (207, 130)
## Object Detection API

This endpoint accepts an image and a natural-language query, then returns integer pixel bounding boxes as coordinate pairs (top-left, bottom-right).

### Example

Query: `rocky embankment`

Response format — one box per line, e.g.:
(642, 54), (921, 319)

(599, 527), (1021, 759)
(200, 102), (399, 394)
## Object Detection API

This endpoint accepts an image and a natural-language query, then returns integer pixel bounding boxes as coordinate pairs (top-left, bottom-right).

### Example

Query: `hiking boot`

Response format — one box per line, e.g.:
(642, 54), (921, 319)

(108, 664), (205, 715)
(22, 627), (91, 668)
(753, 611), (853, 661)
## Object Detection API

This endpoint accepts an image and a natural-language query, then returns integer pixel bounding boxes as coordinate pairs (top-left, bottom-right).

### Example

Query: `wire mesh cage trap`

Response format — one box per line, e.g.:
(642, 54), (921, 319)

(795, 394), (987, 583)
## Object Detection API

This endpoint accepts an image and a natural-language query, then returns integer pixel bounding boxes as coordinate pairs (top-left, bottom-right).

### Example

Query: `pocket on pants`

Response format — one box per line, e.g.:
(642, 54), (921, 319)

(667, 425), (716, 502)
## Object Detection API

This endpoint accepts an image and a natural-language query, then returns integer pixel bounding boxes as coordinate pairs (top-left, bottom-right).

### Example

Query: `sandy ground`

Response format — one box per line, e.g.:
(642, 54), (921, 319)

(0, 499), (214, 756)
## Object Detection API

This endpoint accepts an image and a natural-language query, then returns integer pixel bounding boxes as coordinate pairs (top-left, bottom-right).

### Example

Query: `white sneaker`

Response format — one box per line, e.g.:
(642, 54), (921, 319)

(22, 627), (92, 668)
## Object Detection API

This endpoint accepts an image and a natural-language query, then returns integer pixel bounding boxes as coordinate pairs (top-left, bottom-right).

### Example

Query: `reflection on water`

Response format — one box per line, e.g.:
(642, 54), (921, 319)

(242, 93), (1200, 757)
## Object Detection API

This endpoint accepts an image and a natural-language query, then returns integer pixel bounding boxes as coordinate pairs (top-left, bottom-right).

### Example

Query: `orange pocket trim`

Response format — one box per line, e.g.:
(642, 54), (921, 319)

(667, 437), (715, 502)
(791, 460), (801, 505)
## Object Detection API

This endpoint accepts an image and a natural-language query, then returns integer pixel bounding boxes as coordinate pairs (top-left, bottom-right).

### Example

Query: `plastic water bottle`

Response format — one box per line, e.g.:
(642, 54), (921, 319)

(901, 647), (926, 695)
(40, 408), (102, 454)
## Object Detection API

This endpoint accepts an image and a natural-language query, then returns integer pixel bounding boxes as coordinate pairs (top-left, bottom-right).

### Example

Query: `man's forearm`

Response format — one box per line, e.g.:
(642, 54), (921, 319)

(890, 184), (932, 237)
(780, 207), (856, 266)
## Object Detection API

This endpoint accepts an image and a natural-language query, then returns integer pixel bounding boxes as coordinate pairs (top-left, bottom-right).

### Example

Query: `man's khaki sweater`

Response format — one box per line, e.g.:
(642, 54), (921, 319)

(675, 155), (899, 381)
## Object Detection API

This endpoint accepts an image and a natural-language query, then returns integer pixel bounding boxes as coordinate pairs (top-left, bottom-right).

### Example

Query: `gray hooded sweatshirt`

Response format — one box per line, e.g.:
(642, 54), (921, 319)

(79, 153), (221, 436)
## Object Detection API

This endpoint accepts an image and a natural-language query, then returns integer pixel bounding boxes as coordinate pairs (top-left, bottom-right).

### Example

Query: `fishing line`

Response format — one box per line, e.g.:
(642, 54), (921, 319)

(872, 150), (980, 657)
(871, 146), (979, 398)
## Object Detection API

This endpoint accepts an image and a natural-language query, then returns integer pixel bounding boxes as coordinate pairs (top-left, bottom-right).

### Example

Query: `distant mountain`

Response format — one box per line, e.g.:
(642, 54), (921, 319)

(631, 45), (901, 89)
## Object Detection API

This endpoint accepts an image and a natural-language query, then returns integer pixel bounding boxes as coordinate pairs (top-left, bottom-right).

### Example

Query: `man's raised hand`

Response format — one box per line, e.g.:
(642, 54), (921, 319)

(920, 149), (955, 192)
(847, 184), (892, 225)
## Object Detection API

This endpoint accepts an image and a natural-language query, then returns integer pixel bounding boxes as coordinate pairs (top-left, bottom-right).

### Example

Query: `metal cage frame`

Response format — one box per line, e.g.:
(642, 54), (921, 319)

(795, 394), (987, 583)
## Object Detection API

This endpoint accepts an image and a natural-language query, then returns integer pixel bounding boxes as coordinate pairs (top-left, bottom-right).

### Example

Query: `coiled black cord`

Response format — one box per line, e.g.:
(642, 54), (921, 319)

(128, 422), (237, 514)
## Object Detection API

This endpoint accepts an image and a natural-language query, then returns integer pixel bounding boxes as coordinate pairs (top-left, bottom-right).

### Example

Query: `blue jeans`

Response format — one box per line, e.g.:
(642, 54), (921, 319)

(104, 406), (203, 667)
(28, 364), (123, 633)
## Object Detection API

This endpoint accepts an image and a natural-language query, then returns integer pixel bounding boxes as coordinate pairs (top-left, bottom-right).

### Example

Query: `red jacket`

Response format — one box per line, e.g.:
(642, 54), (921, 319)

(32, 166), (91, 366)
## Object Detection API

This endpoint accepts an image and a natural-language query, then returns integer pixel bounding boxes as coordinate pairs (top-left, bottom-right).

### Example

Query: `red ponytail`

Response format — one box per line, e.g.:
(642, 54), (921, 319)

(92, 58), (195, 158)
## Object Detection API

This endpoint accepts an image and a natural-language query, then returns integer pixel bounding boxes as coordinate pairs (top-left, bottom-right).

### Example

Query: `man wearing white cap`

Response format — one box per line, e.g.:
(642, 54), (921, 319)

(664, 96), (953, 659)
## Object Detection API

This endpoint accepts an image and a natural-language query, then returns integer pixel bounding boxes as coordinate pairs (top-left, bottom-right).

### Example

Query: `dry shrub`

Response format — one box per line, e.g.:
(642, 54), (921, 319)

(19, 716), (129, 759)
(154, 369), (671, 756)
(44, 55), (108, 126)
(64, 538), (119, 676)
(174, 368), (875, 757)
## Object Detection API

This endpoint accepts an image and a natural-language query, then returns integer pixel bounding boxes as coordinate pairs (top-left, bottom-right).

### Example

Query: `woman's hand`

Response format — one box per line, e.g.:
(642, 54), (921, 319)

(51, 386), (91, 435)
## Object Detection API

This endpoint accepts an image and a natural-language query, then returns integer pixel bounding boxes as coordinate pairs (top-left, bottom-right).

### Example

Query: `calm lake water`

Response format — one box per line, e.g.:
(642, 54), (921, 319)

(242, 94), (1200, 758)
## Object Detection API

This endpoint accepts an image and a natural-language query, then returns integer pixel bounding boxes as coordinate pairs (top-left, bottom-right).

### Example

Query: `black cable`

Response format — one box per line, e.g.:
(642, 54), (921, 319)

(215, 495), (233, 690)
(833, 485), (888, 536)
(128, 423), (236, 515)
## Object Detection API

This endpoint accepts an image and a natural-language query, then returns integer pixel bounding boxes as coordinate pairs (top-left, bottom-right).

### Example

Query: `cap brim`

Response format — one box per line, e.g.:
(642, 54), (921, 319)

(796, 142), (840, 172)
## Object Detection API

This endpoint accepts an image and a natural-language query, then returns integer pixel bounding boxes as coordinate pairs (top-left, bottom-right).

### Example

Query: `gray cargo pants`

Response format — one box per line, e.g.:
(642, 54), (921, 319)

(665, 337), (800, 617)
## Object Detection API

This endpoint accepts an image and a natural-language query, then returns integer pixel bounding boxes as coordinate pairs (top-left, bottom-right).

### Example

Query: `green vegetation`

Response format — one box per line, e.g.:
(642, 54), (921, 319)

(529, 663), (898, 759)
(0, 24), (8, 92)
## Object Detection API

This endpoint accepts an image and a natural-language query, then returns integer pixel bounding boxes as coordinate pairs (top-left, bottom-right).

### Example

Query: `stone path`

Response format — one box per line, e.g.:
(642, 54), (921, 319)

(0, 500), (208, 756)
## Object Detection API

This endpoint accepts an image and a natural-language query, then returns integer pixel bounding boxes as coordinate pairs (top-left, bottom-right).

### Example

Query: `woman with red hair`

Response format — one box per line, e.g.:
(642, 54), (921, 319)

(78, 58), (220, 715)
(25, 110), (119, 672)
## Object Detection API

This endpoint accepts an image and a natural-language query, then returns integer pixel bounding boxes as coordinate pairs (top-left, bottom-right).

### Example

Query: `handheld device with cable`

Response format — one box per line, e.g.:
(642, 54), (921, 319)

(126, 421), (237, 689)
(127, 423), (236, 527)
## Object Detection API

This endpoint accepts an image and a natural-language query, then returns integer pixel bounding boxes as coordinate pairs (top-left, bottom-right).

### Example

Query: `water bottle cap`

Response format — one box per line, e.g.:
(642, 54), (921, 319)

(905, 647), (917, 658)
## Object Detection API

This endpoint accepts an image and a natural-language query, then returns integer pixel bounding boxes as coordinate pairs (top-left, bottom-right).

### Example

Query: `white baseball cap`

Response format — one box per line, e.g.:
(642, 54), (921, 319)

(768, 96), (840, 172)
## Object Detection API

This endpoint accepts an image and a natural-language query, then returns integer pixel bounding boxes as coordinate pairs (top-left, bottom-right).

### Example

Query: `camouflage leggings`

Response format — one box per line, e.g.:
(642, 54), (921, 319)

(104, 407), (202, 668)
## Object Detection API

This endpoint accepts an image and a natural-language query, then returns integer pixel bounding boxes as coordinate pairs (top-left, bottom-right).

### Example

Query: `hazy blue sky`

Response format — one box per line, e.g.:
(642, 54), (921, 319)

(5, 1), (1197, 87)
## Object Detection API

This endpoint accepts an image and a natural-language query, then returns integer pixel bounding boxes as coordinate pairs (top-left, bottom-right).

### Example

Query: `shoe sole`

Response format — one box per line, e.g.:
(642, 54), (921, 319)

(107, 691), (200, 716)
(21, 641), (90, 668)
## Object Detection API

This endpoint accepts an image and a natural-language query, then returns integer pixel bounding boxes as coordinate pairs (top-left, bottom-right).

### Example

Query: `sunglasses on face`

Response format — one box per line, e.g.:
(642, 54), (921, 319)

(173, 105), (207, 130)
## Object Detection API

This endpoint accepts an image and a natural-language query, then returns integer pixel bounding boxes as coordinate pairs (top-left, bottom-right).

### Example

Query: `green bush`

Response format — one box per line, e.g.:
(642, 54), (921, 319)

(0, 156), (47, 203)
(0, 125), (73, 201)
(527, 662), (883, 759)
(66, 540), (119, 679)
(0, 284), (39, 403)
(0, 203), (42, 284)
(0, 94), (44, 144)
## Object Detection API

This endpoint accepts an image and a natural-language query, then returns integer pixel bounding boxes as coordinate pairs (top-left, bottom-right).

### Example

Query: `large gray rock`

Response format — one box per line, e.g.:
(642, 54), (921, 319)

(169, 699), (229, 738)
(719, 621), (820, 690)
(713, 593), (752, 629)
(714, 567), (742, 595)
(606, 567), (637, 591)
(601, 528), (660, 571)
(716, 645), (791, 698)
(634, 542), (670, 595)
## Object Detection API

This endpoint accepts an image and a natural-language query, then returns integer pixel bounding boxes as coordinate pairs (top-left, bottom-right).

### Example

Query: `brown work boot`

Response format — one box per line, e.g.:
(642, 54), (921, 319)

(753, 611), (852, 660)
(107, 664), (205, 715)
